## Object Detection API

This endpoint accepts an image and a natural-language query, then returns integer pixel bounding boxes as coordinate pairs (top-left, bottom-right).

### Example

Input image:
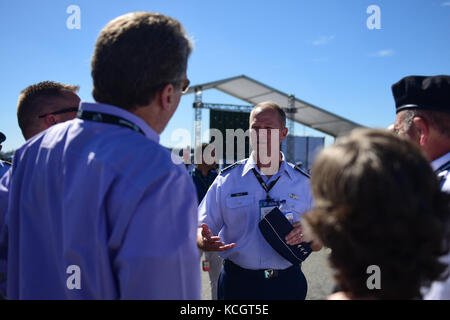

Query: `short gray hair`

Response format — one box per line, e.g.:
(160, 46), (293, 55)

(401, 109), (450, 138)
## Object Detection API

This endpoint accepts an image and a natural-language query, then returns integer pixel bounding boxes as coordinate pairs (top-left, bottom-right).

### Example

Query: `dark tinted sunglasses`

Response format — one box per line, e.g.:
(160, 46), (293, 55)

(38, 107), (79, 119)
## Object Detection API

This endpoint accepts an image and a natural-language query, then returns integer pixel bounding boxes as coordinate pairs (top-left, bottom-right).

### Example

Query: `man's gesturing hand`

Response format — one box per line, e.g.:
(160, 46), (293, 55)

(197, 223), (236, 251)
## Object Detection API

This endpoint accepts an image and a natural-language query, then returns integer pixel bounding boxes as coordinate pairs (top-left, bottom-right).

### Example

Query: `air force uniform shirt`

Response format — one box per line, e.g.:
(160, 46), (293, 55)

(198, 155), (313, 270)
(0, 102), (201, 299)
(424, 151), (450, 300)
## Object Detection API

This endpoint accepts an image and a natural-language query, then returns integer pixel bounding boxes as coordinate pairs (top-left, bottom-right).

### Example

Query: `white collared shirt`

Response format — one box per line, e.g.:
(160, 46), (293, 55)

(431, 151), (450, 193)
(198, 155), (313, 270)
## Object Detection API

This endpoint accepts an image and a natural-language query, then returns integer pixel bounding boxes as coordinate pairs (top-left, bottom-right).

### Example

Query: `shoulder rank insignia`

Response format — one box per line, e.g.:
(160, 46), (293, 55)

(294, 165), (311, 179)
(220, 158), (246, 175)
(1, 160), (12, 166)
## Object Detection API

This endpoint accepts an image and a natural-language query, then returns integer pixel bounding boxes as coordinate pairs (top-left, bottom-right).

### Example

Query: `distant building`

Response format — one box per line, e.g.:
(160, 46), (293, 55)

(281, 136), (324, 171)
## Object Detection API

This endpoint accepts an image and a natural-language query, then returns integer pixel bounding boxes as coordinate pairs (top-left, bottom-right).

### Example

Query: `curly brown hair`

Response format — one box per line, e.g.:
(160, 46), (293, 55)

(304, 128), (450, 299)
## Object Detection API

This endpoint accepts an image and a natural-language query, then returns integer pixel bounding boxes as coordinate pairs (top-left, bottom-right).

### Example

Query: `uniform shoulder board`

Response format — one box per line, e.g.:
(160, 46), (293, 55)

(1, 159), (12, 166)
(220, 159), (246, 175)
(436, 161), (450, 175)
(293, 164), (311, 179)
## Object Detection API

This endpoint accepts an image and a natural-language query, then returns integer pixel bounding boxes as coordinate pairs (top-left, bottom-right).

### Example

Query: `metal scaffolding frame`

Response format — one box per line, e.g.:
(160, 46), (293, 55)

(185, 75), (363, 138)
(192, 86), (254, 154)
(191, 92), (301, 162)
(285, 94), (297, 163)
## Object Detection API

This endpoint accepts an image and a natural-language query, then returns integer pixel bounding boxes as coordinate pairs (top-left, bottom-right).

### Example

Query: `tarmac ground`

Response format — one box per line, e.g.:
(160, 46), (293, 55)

(200, 247), (336, 300)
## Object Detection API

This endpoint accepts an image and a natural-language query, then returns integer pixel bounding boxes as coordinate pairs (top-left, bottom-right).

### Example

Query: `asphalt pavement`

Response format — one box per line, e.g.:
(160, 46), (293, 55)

(200, 247), (336, 300)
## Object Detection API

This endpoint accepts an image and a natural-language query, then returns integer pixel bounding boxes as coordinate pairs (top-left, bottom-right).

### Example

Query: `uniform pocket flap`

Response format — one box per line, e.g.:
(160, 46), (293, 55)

(226, 194), (253, 208)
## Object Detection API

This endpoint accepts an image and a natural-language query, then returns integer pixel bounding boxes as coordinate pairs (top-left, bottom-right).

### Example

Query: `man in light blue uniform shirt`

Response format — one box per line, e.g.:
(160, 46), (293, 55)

(197, 102), (322, 300)
(391, 75), (450, 299)
(0, 12), (200, 299)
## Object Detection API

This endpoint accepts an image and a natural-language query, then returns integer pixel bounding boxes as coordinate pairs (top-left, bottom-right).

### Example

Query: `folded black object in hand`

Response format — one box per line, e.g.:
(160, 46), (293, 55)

(258, 207), (312, 264)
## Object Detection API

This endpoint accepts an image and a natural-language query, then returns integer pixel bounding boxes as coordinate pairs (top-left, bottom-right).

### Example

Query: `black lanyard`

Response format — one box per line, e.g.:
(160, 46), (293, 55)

(252, 168), (281, 201)
(77, 110), (145, 136)
(435, 161), (450, 175)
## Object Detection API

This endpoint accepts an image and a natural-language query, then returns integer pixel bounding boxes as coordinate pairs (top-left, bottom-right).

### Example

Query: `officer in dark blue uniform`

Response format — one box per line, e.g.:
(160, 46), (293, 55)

(190, 143), (218, 203)
(0, 132), (11, 178)
(391, 75), (450, 299)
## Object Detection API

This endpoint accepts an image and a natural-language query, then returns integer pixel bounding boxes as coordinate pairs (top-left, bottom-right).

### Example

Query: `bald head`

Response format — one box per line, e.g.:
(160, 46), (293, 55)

(249, 101), (288, 175)
(250, 101), (286, 128)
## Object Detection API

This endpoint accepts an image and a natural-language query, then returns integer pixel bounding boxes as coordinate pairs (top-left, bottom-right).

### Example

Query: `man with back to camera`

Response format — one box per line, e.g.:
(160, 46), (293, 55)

(0, 12), (200, 299)
(197, 101), (322, 300)
(391, 75), (450, 299)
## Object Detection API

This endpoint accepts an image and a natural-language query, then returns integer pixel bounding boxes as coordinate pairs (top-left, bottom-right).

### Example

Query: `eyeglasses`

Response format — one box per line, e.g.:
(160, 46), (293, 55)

(38, 107), (79, 118)
(178, 78), (190, 93)
(151, 78), (190, 94)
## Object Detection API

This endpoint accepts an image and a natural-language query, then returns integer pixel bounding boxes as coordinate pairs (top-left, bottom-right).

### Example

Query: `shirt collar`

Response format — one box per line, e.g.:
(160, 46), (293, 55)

(431, 151), (450, 172)
(241, 152), (294, 180)
(242, 154), (259, 177)
(79, 102), (160, 143)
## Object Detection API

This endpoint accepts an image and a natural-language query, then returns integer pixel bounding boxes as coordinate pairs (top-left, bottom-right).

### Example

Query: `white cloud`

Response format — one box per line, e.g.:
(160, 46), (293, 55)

(371, 49), (395, 57)
(442, 2), (450, 6)
(312, 35), (335, 46)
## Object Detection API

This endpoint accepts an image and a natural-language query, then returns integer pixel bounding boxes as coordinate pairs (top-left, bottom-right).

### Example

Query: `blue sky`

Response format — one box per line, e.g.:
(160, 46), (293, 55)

(1, 0), (449, 152)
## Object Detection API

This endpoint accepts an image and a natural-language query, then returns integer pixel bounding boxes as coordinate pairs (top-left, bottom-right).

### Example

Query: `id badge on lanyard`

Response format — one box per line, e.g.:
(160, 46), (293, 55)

(259, 198), (280, 220)
(252, 168), (282, 221)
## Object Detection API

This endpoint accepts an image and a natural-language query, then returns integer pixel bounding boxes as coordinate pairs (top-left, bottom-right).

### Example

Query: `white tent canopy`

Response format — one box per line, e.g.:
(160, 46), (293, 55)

(186, 75), (363, 137)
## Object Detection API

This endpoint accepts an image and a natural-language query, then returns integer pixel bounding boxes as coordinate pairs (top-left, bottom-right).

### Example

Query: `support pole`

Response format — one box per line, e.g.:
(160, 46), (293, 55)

(193, 88), (203, 165)
(286, 94), (296, 163)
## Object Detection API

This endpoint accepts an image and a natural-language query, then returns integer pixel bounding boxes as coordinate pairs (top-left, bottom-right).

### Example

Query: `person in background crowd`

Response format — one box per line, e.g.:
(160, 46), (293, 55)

(190, 142), (222, 300)
(304, 128), (450, 300)
(0, 11), (200, 299)
(17, 81), (81, 140)
(191, 143), (218, 203)
(0, 133), (10, 178)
